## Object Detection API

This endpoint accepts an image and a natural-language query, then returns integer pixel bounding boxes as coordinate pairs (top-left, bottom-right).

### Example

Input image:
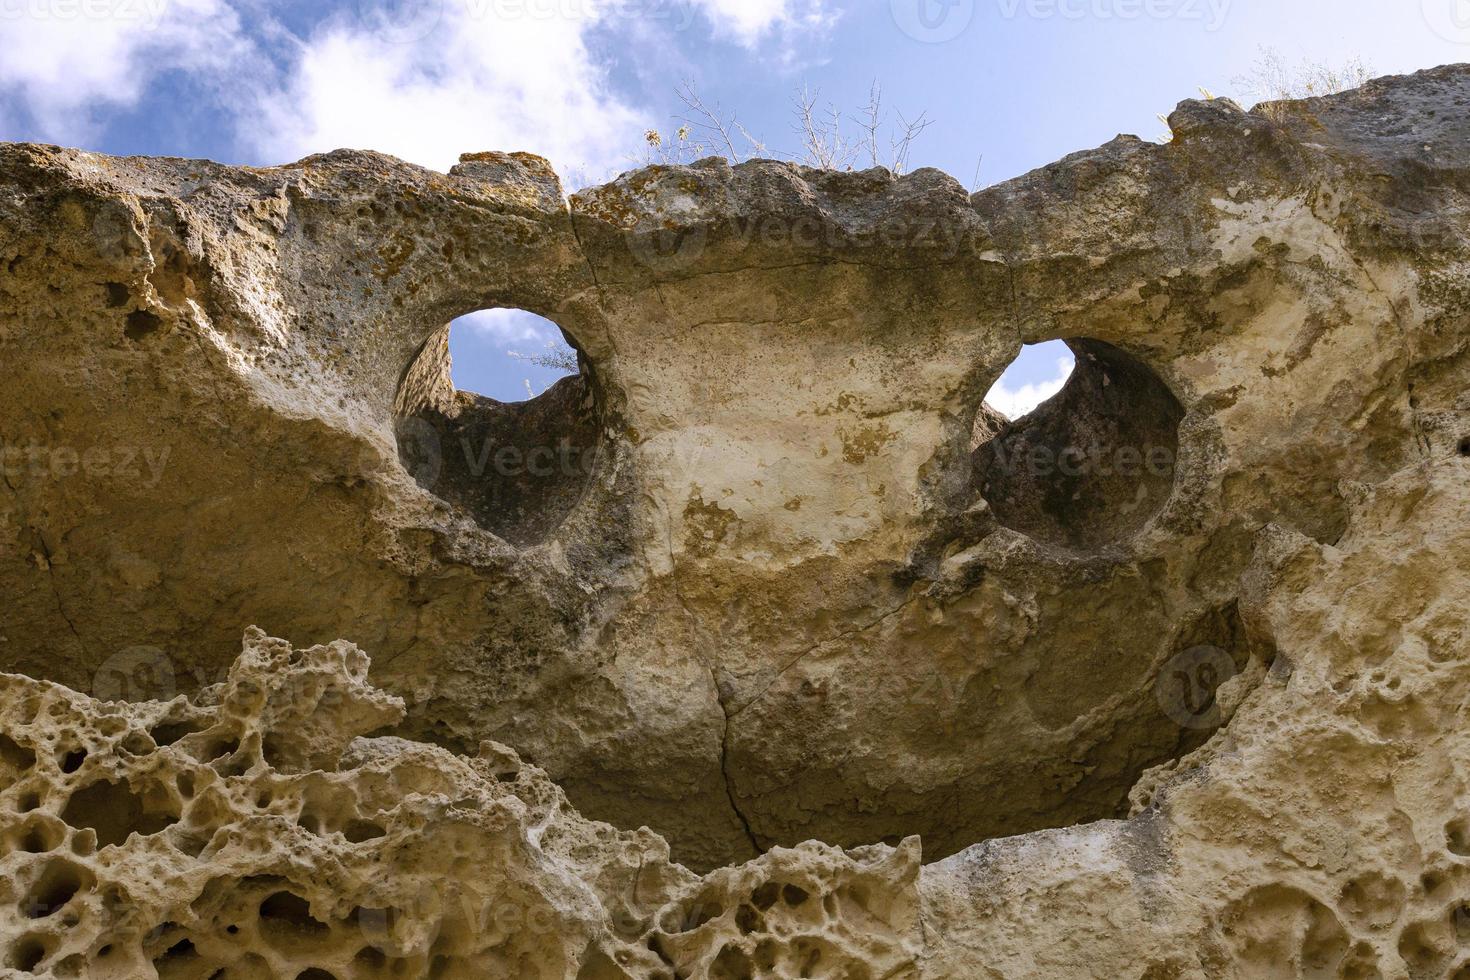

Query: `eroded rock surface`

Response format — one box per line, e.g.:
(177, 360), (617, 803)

(0, 64), (1468, 977)
(0, 629), (923, 978)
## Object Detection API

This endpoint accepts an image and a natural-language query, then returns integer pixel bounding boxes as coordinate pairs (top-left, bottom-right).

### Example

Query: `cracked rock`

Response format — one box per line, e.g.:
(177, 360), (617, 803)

(0, 65), (1468, 977)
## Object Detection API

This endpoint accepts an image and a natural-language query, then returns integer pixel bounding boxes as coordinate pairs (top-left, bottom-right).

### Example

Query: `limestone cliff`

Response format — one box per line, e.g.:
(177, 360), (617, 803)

(0, 65), (1467, 978)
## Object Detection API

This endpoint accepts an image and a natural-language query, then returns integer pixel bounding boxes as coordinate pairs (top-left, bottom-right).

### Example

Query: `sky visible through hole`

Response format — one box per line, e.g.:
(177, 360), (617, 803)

(985, 342), (1077, 419)
(450, 309), (578, 402)
(451, 309), (1076, 419)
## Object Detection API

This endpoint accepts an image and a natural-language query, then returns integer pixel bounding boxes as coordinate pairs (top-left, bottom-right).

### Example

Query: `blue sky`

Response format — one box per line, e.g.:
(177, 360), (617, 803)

(4, 0), (1466, 404)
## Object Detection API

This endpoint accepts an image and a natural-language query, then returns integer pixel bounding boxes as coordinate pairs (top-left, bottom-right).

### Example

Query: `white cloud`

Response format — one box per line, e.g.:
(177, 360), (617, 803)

(0, 0), (835, 181)
(986, 354), (1075, 420)
(247, 1), (649, 180)
(0, 0), (247, 142)
(456, 308), (559, 344)
(687, 0), (834, 46)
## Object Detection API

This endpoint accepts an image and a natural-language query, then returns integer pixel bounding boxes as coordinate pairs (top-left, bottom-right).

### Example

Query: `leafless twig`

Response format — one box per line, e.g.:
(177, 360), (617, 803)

(642, 80), (945, 177)
(677, 80), (746, 163)
(890, 108), (933, 177)
(858, 81), (883, 169)
(1234, 47), (1373, 110)
(508, 342), (578, 373)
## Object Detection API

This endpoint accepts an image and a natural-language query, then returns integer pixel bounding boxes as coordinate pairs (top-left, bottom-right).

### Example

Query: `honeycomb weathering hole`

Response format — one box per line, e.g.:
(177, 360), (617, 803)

(974, 339), (1184, 551)
(393, 309), (604, 547)
(60, 777), (180, 849)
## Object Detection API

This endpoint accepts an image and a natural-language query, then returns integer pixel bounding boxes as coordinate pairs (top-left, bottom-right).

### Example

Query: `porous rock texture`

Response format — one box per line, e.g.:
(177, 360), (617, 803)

(0, 64), (1468, 978)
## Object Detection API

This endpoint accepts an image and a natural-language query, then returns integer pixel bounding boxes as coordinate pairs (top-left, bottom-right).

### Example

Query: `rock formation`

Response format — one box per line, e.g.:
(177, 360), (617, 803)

(0, 64), (1467, 977)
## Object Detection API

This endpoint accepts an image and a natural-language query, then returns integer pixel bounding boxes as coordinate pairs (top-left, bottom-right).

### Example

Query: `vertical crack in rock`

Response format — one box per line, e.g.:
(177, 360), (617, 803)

(567, 206), (627, 368)
(662, 505), (763, 861)
(29, 529), (86, 660)
(1337, 238), (1434, 462)
(713, 666), (763, 858)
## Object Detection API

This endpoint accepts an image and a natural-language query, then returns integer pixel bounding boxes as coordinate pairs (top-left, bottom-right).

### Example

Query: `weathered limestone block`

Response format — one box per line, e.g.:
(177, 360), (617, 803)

(0, 63), (1468, 978)
(2, 449), (1468, 980)
(919, 460), (1470, 978)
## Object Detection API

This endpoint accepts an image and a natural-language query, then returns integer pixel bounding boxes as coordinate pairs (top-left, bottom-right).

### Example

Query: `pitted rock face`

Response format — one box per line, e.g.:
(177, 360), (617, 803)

(0, 65), (1468, 975)
(0, 629), (923, 978)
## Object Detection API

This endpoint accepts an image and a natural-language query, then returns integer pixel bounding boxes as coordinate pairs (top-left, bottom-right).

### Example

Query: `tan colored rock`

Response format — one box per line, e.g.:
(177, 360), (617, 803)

(0, 64), (1467, 978)
(0, 629), (922, 978)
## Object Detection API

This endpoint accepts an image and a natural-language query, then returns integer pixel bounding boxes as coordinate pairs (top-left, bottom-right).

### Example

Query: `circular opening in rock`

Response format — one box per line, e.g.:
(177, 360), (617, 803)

(447, 309), (580, 403)
(394, 309), (603, 547)
(982, 339), (1075, 420)
(973, 339), (1183, 552)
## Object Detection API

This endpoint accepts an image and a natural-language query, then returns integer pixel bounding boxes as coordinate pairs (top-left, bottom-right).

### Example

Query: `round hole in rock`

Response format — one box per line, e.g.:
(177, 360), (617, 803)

(974, 339), (1184, 552)
(16, 819), (62, 854)
(981, 340), (1076, 422)
(22, 858), (91, 918)
(60, 777), (179, 849)
(8, 935), (45, 972)
(0, 733), (36, 792)
(259, 890), (330, 941)
(394, 309), (603, 547)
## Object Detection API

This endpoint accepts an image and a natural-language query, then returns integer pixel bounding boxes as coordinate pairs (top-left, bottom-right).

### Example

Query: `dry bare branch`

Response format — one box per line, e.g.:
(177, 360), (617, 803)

(677, 80), (746, 163)
(509, 342), (579, 374)
(1235, 47), (1373, 107)
(889, 108), (932, 177)
(646, 79), (942, 176)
